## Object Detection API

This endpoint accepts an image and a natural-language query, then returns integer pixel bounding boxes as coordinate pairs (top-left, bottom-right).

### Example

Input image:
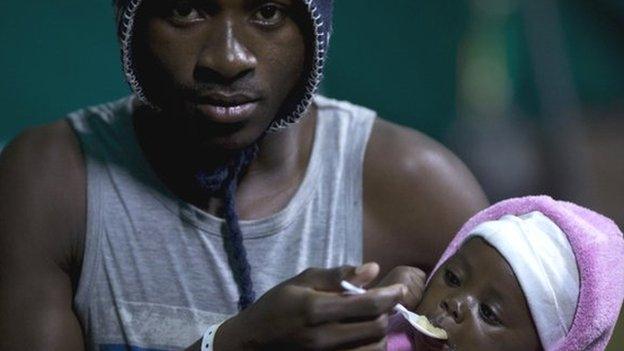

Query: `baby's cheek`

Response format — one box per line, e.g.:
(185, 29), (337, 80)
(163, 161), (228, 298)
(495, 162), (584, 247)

(414, 291), (434, 315)
(415, 278), (446, 315)
(469, 326), (525, 351)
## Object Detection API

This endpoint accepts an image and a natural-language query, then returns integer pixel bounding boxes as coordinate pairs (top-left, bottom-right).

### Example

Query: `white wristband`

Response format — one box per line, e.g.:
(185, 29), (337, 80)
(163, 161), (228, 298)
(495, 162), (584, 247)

(201, 322), (225, 351)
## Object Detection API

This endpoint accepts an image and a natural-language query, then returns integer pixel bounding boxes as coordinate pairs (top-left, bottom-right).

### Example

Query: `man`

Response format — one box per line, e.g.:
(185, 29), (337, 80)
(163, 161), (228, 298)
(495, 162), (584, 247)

(0, 0), (487, 350)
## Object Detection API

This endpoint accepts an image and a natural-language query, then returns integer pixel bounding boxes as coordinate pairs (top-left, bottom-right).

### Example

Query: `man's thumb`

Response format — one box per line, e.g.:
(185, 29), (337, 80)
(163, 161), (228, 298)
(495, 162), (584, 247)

(347, 262), (380, 288)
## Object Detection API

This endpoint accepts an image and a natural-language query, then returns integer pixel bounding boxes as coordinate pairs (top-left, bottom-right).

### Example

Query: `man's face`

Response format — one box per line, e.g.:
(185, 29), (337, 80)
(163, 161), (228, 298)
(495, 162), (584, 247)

(134, 0), (309, 150)
(415, 237), (542, 351)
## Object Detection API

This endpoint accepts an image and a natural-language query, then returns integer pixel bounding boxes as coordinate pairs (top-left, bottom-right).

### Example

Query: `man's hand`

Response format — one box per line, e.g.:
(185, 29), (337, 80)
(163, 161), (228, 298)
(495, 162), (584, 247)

(376, 266), (427, 311)
(214, 263), (406, 351)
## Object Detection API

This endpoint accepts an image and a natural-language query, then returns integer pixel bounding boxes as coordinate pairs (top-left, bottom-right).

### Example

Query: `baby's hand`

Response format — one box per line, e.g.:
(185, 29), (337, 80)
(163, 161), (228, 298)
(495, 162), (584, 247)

(376, 266), (427, 310)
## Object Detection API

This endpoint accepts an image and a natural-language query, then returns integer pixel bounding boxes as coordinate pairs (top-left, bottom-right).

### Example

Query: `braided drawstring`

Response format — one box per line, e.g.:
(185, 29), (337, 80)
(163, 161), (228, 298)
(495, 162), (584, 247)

(196, 145), (258, 310)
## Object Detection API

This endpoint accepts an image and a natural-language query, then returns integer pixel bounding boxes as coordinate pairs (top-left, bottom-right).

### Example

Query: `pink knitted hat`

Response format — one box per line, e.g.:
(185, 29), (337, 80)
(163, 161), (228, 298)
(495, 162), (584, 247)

(388, 196), (624, 351)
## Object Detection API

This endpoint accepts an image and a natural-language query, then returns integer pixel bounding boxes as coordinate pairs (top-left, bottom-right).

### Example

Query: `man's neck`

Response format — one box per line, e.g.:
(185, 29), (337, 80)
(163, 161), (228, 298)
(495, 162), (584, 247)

(133, 104), (318, 219)
(247, 106), (316, 179)
(235, 106), (317, 218)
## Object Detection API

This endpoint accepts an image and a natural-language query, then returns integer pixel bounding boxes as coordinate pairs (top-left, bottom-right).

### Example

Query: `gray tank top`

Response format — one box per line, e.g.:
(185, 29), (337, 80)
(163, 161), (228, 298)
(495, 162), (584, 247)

(68, 95), (376, 351)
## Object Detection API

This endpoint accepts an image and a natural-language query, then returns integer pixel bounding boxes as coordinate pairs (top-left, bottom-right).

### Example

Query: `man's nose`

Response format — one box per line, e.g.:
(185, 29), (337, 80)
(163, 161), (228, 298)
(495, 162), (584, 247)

(197, 19), (257, 83)
(440, 295), (467, 323)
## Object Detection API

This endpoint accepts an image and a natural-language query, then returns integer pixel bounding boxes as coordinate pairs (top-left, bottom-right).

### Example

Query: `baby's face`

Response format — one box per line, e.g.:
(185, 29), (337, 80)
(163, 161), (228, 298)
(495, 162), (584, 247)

(415, 237), (542, 351)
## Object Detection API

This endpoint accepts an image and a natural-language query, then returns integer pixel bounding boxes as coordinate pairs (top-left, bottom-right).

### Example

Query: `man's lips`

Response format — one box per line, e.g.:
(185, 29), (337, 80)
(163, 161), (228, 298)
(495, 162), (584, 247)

(195, 102), (259, 123)
(195, 92), (261, 106)
(191, 93), (261, 124)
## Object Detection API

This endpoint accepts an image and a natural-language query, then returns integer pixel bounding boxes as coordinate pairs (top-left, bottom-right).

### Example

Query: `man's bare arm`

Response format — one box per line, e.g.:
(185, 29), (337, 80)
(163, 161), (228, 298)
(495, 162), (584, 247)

(0, 121), (86, 350)
(364, 118), (489, 275)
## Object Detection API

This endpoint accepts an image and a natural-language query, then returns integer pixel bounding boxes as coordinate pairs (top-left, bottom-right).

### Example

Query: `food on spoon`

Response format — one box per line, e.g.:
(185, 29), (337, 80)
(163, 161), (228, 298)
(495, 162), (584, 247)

(411, 314), (448, 340)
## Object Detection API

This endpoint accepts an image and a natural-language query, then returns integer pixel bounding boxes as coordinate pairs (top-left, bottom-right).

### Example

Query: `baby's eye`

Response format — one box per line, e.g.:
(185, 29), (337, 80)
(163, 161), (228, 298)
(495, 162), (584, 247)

(444, 269), (461, 287)
(479, 303), (502, 325)
(168, 1), (204, 23)
(252, 3), (287, 26)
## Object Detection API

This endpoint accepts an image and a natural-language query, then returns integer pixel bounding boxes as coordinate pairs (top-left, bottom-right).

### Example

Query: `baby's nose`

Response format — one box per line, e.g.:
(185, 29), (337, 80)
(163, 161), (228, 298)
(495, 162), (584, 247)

(440, 297), (465, 323)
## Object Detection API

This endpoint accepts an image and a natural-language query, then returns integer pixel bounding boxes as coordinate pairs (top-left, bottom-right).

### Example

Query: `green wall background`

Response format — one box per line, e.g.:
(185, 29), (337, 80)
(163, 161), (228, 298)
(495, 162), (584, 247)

(325, 0), (468, 138)
(0, 1), (125, 143)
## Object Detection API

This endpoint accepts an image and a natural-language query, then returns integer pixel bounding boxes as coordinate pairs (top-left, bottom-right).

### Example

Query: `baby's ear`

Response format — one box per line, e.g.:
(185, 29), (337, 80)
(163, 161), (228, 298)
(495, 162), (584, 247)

(375, 266), (427, 310)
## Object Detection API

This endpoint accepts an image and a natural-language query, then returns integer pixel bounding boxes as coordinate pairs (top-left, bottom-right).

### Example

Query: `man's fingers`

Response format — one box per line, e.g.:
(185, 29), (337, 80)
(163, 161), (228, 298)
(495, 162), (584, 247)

(304, 284), (405, 325)
(296, 266), (355, 291)
(377, 266), (426, 310)
(300, 315), (388, 350)
(295, 263), (380, 292)
(348, 262), (380, 287)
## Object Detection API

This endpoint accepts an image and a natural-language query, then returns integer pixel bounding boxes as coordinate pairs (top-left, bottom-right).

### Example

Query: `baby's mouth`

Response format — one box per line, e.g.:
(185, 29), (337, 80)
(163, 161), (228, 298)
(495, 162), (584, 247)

(428, 315), (446, 332)
(427, 315), (456, 350)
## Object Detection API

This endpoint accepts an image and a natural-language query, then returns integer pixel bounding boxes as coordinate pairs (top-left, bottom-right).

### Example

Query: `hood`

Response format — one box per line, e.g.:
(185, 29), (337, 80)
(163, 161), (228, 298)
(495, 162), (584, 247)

(113, 0), (333, 131)
(431, 196), (624, 351)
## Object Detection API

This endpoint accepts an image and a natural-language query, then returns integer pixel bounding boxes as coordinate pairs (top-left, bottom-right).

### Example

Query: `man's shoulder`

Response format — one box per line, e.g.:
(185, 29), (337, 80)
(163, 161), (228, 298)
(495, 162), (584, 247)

(1, 120), (83, 178)
(0, 118), (86, 221)
(363, 118), (488, 273)
(1, 94), (134, 176)
(0, 119), (85, 271)
(365, 118), (468, 187)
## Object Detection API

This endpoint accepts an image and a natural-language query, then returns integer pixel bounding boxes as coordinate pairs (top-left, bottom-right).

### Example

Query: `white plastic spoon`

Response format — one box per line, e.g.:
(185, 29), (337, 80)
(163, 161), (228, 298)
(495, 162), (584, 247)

(340, 280), (448, 340)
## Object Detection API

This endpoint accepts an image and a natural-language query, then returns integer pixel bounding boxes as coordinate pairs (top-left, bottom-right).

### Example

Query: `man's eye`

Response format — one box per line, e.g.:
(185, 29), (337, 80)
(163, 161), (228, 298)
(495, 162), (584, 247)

(479, 304), (502, 325)
(252, 4), (286, 26)
(169, 1), (204, 23)
(444, 269), (461, 287)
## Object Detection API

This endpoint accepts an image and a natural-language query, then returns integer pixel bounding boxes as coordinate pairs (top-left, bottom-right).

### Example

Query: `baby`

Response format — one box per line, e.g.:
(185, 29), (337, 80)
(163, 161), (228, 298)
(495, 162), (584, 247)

(386, 196), (624, 351)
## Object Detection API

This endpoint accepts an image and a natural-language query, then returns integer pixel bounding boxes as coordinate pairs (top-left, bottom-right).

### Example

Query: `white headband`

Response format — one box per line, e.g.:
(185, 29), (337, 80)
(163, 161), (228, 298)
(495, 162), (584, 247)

(465, 211), (580, 349)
